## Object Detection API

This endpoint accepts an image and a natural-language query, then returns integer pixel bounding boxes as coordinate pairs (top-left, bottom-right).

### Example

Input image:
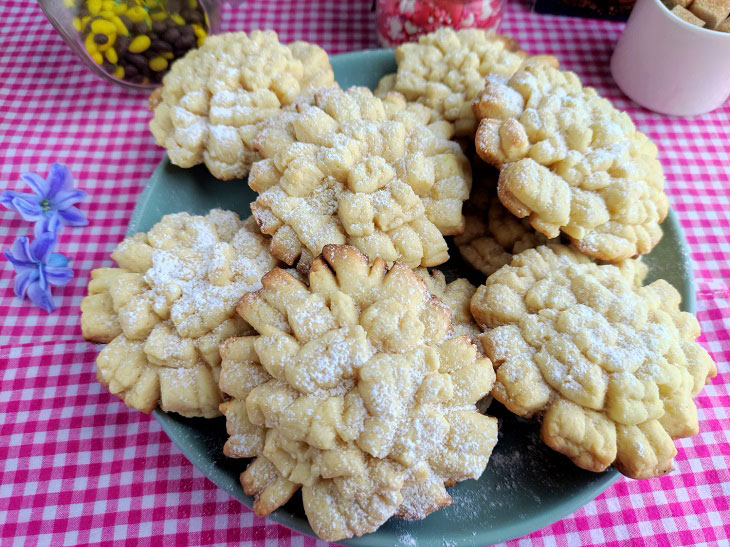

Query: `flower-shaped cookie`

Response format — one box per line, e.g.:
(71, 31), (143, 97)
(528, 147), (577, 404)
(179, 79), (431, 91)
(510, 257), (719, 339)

(473, 65), (670, 262)
(470, 244), (717, 478)
(456, 190), (551, 277)
(414, 268), (480, 341)
(219, 245), (497, 541)
(149, 31), (335, 180)
(81, 210), (278, 417)
(248, 86), (472, 271)
(375, 28), (558, 136)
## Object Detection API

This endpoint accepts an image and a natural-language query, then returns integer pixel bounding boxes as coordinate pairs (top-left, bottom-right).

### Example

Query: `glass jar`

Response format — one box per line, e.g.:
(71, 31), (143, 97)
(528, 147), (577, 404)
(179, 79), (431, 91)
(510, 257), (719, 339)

(38, 0), (236, 90)
(376, 0), (505, 47)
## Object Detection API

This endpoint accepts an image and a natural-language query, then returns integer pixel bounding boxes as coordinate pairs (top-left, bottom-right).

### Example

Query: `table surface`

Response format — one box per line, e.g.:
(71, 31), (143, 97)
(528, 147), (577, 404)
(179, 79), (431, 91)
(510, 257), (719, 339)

(1, 0), (728, 545)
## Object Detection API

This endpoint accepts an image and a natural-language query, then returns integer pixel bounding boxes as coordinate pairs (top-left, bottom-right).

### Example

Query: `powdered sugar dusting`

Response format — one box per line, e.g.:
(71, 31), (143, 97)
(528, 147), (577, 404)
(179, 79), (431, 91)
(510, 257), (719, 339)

(142, 212), (277, 339)
(221, 246), (500, 541)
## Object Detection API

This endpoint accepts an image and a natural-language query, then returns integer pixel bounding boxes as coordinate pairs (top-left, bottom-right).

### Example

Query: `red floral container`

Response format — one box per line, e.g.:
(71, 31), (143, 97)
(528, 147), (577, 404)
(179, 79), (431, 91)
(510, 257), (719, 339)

(376, 0), (504, 47)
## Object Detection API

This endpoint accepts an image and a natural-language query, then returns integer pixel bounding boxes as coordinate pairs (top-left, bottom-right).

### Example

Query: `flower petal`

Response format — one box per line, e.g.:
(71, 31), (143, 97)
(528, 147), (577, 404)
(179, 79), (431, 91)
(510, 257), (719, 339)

(29, 232), (57, 263)
(57, 205), (88, 226)
(4, 251), (35, 272)
(33, 215), (60, 238)
(21, 172), (50, 197)
(47, 252), (69, 268)
(45, 265), (74, 286)
(52, 189), (87, 211)
(47, 163), (72, 197)
(14, 268), (36, 299)
(9, 236), (33, 264)
(10, 195), (43, 221)
(1, 190), (26, 209)
(37, 264), (47, 290)
(27, 280), (56, 312)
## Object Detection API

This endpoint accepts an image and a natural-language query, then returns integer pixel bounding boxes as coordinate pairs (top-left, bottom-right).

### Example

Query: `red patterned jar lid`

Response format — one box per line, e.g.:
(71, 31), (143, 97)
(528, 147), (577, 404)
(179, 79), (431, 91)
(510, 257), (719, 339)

(376, 0), (504, 47)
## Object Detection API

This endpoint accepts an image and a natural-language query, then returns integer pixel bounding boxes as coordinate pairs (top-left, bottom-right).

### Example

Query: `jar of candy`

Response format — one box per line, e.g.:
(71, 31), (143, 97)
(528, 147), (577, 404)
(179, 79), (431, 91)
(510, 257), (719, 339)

(39, 0), (238, 90)
(376, 0), (504, 47)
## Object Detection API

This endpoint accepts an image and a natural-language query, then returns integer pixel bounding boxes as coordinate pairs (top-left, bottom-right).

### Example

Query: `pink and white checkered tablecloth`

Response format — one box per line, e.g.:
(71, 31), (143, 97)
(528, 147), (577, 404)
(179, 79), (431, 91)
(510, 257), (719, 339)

(1, 0), (728, 545)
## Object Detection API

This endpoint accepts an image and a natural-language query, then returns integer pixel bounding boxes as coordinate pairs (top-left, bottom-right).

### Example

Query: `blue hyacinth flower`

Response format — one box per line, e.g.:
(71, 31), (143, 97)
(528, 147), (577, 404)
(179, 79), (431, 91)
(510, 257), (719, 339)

(4, 231), (73, 312)
(1, 162), (87, 234)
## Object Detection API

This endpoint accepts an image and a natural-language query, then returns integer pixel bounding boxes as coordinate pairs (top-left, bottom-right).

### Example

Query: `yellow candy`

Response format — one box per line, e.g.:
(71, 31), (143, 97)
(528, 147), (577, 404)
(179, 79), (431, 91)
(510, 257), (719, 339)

(110, 15), (129, 35)
(128, 34), (151, 53)
(88, 0), (102, 15)
(150, 10), (167, 21)
(63, 0), (75, 7)
(104, 47), (118, 63)
(90, 19), (116, 35)
(192, 23), (206, 39)
(102, 0), (114, 10)
(113, 66), (124, 79)
(126, 6), (147, 22)
(197, 36), (204, 47)
(188, 0), (198, 8)
(112, 3), (127, 14)
(149, 56), (168, 71)
(84, 33), (98, 54)
(91, 51), (104, 64)
(80, 16), (91, 30)
(72, 17), (82, 32)
(161, 51), (174, 60)
(99, 10), (115, 19)
(171, 14), (185, 25)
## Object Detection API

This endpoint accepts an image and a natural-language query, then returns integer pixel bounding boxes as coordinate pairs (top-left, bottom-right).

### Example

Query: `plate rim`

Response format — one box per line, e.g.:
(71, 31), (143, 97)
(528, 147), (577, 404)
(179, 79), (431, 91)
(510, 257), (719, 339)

(126, 48), (698, 546)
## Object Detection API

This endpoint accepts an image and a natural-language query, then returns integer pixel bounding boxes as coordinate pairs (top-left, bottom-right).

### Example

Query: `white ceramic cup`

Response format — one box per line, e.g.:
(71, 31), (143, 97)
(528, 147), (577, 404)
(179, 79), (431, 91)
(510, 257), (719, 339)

(611, 0), (730, 116)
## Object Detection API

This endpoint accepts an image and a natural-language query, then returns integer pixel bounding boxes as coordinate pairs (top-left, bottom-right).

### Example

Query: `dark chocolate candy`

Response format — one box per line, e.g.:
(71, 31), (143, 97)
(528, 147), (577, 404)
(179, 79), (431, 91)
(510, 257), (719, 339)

(151, 39), (173, 52)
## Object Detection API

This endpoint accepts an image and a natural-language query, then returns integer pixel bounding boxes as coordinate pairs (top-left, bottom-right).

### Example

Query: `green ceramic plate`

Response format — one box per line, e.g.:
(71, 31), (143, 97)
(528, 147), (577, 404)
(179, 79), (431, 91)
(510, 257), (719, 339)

(127, 50), (696, 546)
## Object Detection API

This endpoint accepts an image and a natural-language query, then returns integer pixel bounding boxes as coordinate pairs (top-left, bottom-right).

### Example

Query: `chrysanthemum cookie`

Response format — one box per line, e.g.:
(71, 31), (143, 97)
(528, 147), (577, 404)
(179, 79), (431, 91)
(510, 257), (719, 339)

(455, 217), (513, 278)
(218, 245), (497, 541)
(81, 210), (278, 417)
(470, 244), (717, 478)
(414, 268), (480, 341)
(248, 86), (472, 271)
(149, 30), (335, 180)
(374, 28), (558, 136)
(473, 64), (670, 262)
(456, 193), (551, 277)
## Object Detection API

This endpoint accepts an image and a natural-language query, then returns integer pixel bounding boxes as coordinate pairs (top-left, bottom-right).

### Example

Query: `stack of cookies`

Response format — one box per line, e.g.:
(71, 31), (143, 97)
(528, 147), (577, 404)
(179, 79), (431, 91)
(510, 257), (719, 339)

(80, 28), (717, 542)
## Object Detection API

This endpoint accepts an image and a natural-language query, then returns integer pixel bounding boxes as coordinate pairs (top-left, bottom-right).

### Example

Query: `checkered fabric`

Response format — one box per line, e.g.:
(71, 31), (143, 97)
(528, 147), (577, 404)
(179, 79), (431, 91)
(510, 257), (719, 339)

(1, 0), (728, 545)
